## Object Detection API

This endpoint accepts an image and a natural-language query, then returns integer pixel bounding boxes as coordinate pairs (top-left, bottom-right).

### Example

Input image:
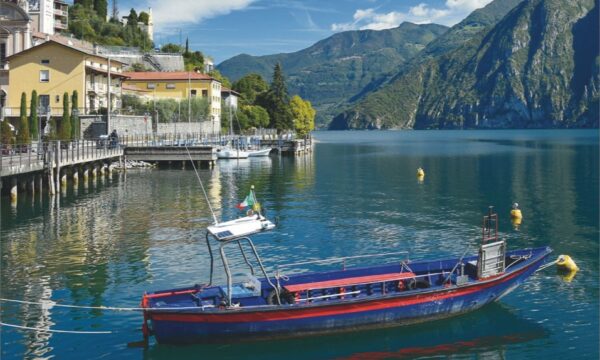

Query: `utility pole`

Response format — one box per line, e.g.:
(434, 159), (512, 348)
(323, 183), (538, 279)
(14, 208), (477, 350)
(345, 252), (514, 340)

(107, 56), (111, 133)
(188, 71), (191, 124)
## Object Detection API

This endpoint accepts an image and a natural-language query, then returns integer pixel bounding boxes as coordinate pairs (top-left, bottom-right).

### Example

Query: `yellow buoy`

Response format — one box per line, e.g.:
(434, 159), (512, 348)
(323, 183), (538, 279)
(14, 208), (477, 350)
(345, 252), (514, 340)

(556, 255), (579, 272)
(510, 209), (522, 219)
(417, 167), (425, 177)
(510, 203), (522, 219)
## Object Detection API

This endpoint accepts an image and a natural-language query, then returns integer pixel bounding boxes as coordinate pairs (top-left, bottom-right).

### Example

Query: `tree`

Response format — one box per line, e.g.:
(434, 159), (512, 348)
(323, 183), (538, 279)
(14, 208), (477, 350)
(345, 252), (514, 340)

(183, 51), (204, 71)
(71, 90), (79, 139)
(0, 120), (14, 145)
(60, 92), (71, 141)
(259, 63), (293, 131)
(233, 73), (268, 105)
(94, 0), (108, 19)
(138, 11), (149, 25)
(242, 105), (269, 128)
(74, 0), (93, 8)
(289, 95), (315, 137)
(17, 92), (30, 144)
(126, 8), (138, 26)
(29, 90), (38, 140)
(161, 43), (183, 53)
(208, 69), (231, 88)
(185, 37), (189, 55)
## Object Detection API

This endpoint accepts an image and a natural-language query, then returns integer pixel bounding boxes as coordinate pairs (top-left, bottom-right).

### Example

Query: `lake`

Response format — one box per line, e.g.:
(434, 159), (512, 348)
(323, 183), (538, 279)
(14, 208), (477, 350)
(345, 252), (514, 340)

(1, 130), (598, 359)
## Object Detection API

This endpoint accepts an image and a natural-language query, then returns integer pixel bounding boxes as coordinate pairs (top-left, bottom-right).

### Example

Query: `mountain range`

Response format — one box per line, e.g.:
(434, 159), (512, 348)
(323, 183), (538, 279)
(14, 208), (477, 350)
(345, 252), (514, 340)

(331, 0), (599, 129)
(218, 0), (599, 130)
(217, 22), (448, 126)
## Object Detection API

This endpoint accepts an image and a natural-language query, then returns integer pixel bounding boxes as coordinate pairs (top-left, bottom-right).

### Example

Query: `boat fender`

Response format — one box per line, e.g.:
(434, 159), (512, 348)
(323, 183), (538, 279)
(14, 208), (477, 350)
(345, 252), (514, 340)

(266, 289), (295, 305)
(556, 255), (579, 272)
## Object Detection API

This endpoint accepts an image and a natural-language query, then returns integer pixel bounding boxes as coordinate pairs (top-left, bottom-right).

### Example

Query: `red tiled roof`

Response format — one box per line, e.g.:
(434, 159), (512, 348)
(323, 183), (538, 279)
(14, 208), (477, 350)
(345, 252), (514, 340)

(122, 71), (217, 81)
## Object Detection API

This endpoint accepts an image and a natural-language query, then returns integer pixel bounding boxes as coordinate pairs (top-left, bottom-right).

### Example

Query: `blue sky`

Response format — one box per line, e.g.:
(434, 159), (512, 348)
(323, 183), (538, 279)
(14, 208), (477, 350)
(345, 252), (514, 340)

(116, 0), (492, 64)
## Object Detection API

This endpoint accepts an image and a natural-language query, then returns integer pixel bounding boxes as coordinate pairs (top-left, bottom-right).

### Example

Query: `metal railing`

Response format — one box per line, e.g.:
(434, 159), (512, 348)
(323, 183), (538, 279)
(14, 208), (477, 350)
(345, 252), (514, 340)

(0, 140), (123, 177)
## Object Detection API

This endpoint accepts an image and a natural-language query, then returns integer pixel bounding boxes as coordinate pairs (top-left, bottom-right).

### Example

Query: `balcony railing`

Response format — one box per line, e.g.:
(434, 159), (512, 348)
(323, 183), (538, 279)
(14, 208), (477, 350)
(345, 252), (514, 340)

(3, 107), (92, 117)
(54, 8), (68, 16)
(54, 22), (68, 30)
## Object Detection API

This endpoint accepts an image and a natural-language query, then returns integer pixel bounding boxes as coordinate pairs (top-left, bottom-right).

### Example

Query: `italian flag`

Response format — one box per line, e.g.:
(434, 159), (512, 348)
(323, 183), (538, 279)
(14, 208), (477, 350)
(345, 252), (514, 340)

(236, 191), (256, 210)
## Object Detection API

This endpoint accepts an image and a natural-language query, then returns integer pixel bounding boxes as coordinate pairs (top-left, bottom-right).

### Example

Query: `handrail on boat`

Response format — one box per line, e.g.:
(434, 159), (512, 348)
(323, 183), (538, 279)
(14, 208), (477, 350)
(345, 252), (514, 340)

(276, 251), (410, 271)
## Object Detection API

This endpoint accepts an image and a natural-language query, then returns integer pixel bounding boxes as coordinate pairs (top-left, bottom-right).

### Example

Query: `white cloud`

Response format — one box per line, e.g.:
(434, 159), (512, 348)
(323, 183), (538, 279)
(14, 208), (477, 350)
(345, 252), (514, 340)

(331, 0), (492, 31)
(150, 0), (256, 28)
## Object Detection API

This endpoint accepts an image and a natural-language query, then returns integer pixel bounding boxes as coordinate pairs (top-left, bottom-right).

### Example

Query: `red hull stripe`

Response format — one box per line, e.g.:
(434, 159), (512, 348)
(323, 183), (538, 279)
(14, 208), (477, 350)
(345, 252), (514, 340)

(284, 272), (416, 292)
(150, 266), (528, 324)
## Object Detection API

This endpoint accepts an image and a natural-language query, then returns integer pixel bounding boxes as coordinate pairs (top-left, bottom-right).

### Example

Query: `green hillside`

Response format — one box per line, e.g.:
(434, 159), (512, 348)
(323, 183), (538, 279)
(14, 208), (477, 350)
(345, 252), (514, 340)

(330, 0), (599, 129)
(217, 23), (448, 126)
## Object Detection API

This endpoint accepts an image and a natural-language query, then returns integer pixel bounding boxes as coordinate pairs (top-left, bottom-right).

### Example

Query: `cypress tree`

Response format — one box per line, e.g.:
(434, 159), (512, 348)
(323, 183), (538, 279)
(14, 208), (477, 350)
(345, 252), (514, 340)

(94, 0), (108, 19)
(29, 90), (38, 140)
(61, 92), (71, 141)
(17, 92), (30, 144)
(265, 63), (293, 131)
(71, 90), (79, 139)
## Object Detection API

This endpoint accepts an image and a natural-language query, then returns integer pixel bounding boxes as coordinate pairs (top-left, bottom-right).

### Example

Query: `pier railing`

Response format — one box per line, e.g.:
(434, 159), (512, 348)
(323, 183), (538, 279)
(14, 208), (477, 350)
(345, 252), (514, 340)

(0, 140), (123, 178)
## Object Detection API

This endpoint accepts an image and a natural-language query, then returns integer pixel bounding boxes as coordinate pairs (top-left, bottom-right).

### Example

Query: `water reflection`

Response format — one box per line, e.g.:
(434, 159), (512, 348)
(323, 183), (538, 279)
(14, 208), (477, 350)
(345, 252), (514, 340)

(143, 303), (546, 360)
(1, 130), (597, 360)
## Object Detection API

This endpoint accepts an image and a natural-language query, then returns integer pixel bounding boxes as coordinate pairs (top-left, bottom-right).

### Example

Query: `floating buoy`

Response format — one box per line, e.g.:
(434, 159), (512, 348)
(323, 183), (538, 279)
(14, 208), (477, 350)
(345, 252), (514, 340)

(556, 255), (579, 272)
(510, 203), (522, 219)
(417, 167), (425, 177)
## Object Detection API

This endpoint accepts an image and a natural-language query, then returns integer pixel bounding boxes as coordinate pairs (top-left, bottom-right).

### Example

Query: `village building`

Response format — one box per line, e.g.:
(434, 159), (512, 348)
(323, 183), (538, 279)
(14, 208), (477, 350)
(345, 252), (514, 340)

(5, 39), (126, 119)
(122, 71), (221, 128)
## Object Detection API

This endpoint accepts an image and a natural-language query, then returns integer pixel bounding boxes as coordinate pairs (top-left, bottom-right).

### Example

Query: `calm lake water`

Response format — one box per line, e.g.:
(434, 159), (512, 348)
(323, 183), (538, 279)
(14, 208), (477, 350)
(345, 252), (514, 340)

(1, 130), (598, 359)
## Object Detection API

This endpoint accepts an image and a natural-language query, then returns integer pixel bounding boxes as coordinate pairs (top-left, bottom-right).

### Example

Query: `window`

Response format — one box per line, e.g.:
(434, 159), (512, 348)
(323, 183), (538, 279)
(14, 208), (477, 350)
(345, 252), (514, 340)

(202, 90), (208, 98)
(41, 59), (50, 64)
(147, 83), (156, 89)
(191, 89), (197, 97)
(166, 84), (175, 89)
(40, 70), (50, 82)
(39, 95), (50, 114)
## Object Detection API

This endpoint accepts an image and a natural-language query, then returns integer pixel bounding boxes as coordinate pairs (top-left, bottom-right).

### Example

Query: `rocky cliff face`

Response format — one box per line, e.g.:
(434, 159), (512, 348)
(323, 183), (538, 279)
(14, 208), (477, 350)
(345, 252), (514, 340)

(331, 0), (599, 129)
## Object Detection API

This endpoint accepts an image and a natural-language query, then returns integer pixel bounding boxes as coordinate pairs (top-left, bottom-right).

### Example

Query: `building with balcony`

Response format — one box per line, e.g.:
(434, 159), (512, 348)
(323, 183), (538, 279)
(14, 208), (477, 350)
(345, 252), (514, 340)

(0, 0), (33, 113)
(5, 39), (127, 118)
(27, 0), (68, 35)
(122, 71), (221, 128)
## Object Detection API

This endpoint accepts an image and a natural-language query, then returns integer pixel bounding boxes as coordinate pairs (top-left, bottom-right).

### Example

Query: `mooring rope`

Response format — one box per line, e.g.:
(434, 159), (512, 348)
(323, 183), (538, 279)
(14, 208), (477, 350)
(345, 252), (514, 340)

(536, 259), (559, 272)
(0, 298), (205, 312)
(0, 322), (112, 334)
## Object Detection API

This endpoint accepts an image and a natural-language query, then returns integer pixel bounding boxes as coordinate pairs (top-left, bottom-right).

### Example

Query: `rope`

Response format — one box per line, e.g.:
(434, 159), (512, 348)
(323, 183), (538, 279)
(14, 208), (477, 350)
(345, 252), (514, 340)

(185, 146), (218, 224)
(0, 322), (112, 334)
(0, 298), (206, 312)
(536, 259), (559, 273)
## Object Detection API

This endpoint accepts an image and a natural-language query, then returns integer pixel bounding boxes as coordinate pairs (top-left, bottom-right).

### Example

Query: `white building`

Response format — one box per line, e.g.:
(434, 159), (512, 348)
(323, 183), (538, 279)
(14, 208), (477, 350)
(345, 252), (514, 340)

(27, 0), (68, 35)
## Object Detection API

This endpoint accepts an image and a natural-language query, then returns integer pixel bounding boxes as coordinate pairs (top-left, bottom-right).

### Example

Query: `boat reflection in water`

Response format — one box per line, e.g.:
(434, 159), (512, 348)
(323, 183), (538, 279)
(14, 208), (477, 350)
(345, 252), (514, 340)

(143, 302), (546, 360)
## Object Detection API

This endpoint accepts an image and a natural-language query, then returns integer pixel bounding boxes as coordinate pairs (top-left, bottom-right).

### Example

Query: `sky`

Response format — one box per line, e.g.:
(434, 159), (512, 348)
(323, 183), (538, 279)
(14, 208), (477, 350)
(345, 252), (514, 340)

(116, 0), (493, 64)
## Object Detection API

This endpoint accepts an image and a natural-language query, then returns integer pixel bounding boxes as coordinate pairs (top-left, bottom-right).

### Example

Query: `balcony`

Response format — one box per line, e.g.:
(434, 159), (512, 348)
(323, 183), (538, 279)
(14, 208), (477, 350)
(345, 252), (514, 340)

(54, 8), (68, 17)
(87, 83), (107, 94)
(54, 21), (68, 30)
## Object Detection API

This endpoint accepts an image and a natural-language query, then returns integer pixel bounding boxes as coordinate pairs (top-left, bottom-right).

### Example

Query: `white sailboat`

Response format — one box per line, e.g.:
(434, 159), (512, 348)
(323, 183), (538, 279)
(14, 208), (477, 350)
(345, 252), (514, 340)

(247, 147), (272, 157)
(218, 105), (249, 159)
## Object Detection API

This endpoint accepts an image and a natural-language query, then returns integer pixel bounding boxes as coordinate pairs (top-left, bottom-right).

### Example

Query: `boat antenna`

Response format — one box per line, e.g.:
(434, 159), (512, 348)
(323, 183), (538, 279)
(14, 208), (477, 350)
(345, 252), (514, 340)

(185, 146), (219, 225)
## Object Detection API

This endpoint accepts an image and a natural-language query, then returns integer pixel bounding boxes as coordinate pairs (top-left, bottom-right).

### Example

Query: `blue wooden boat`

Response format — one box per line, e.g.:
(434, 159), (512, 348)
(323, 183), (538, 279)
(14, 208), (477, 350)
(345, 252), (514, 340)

(141, 209), (552, 344)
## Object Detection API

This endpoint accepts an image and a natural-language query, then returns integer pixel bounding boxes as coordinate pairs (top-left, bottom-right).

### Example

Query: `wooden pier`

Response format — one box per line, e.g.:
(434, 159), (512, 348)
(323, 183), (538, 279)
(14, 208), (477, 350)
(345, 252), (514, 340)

(0, 140), (123, 203)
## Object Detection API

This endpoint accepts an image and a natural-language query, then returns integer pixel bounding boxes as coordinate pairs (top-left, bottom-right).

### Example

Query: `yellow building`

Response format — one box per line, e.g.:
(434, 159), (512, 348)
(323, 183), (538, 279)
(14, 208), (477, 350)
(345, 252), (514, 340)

(5, 39), (126, 117)
(122, 71), (221, 125)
